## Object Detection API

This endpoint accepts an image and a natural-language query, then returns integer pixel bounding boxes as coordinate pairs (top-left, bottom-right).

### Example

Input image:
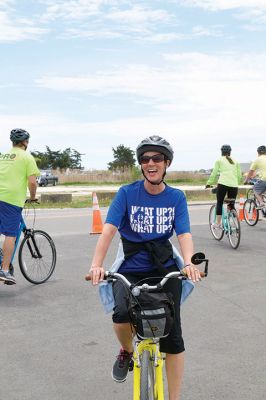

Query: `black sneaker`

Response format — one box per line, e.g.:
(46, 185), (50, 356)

(112, 349), (133, 383)
(0, 269), (16, 285)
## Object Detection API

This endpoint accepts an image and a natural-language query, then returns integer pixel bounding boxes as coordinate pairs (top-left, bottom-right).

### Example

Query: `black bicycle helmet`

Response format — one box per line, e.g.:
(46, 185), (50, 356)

(221, 144), (231, 153)
(10, 128), (30, 144)
(136, 135), (174, 165)
(257, 145), (266, 154)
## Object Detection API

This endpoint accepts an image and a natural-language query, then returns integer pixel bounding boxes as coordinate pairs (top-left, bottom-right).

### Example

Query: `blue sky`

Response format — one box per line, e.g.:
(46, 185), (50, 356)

(0, 0), (266, 171)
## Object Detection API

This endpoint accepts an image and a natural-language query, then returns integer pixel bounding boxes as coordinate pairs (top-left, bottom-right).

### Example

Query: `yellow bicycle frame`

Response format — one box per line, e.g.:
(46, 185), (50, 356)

(133, 339), (165, 400)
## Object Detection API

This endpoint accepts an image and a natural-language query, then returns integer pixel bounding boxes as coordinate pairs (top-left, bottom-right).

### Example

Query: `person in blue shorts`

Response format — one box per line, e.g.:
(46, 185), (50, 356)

(87, 135), (200, 400)
(0, 129), (39, 284)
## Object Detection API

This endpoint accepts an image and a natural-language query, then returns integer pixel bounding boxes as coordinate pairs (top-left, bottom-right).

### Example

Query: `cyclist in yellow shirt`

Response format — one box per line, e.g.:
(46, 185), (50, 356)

(205, 145), (242, 228)
(244, 145), (266, 210)
(0, 129), (40, 284)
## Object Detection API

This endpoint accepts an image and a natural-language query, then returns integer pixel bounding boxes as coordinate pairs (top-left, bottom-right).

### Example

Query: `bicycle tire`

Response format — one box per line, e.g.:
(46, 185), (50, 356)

(246, 188), (253, 200)
(209, 205), (224, 241)
(243, 199), (259, 226)
(227, 209), (241, 249)
(18, 230), (56, 284)
(140, 350), (156, 400)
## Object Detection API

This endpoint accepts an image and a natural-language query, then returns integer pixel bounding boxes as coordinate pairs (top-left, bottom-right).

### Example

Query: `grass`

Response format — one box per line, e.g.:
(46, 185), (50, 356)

(31, 196), (110, 209)
(32, 191), (217, 209)
(166, 178), (207, 185)
(61, 178), (207, 186)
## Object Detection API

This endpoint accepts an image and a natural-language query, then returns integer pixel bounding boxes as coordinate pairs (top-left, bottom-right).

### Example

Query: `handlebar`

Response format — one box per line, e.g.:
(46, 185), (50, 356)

(85, 252), (209, 285)
(110, 269), (207, 285)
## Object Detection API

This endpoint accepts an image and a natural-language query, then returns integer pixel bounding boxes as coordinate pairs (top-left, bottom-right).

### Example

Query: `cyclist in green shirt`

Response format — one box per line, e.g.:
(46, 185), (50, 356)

(205, 145), (242, 229)
(244, 145), (266, 210)
(0, 129), (40, 284)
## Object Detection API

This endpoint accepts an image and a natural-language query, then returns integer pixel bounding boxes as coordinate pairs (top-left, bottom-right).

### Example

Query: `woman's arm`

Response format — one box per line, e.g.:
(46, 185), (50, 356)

(89, 223), (117, 285)
(206, 160), (219, 186)
(177, 232), (200, 282)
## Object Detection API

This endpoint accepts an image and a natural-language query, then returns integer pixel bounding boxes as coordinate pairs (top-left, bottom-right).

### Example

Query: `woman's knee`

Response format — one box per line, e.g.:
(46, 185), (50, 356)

(112, 304), (130, 323)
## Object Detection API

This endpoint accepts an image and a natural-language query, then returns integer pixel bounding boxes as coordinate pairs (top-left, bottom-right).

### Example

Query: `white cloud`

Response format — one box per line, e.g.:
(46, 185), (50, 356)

(40, 4), (97, 22)
(36, 52), (266, 102)
(0, 10), (48, 41)
(106, 5), (171, 25)
(234, 8), (266, 29)
(1, 107), (263, 170)
(192, 25), (222, 36)
(40, 0), (123, 21)
(1, 2), (265, 170)
(144, 32), (186, 42)
(27, 52), (266, 168)
(40, 1), (174, 40)
(61, 28), (123, 39)
(181, 0), (266, 11)
(0, 0), (13, 6)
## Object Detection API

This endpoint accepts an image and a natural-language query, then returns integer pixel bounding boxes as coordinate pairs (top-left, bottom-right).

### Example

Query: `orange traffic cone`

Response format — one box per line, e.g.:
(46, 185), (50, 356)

(238, 195), (245, 221)
(90, 192), (103, 234)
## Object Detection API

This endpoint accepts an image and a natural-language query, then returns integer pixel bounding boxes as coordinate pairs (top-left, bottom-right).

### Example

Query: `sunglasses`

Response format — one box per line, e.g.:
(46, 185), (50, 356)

(140, 154), (165, 164)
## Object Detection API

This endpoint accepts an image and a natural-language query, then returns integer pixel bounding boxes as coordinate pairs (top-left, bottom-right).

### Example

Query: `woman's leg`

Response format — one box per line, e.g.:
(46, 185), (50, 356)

(216, 184), (227, 224)
(112, 272), (139, 352)
(165, 352), (184, 400)
(227, 187), (238, 210)
(113, 322), (133, 353)
(160, 274), (184, 399)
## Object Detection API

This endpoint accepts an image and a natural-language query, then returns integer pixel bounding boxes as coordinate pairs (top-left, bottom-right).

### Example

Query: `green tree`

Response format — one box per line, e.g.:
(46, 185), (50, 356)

(31, 147), (84, 170)
(107, 145), (136, 172)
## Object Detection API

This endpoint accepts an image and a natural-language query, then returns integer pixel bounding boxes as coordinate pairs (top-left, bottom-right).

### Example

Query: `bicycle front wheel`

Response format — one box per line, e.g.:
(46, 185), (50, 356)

(18, 230), (56, 284)
(246, 188), (253, 200)
(140, 350), (156, 400)
(227, 210), (241, 249)
(209, 205), (224, 240)
(243, 199), (259, 226)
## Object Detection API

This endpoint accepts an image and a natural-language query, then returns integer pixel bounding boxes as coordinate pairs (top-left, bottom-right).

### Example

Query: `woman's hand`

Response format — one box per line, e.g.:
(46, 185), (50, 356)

(182, 264), (201, 282)
(86, 266), (105, 285)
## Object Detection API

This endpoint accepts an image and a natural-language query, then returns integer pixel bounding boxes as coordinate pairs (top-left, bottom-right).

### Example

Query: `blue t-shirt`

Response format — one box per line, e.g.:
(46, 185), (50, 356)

(106, 180), (190, 273)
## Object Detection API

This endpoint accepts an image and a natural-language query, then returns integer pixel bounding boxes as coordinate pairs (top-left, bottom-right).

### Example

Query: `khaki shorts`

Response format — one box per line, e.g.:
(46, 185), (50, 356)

(254, 180), (266, 195)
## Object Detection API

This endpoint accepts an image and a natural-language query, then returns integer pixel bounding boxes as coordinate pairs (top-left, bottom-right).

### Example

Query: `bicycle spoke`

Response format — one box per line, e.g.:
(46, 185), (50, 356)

(19, 230), (56, 284)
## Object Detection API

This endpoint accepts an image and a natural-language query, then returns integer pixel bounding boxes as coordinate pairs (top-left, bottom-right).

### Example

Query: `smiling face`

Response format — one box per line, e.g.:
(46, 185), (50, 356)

(140, 151), (169, 187)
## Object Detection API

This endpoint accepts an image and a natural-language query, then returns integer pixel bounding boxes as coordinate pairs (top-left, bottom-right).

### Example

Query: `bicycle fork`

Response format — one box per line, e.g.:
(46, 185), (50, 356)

(133, 340), (165, 400)
(25, 232), (42, 259)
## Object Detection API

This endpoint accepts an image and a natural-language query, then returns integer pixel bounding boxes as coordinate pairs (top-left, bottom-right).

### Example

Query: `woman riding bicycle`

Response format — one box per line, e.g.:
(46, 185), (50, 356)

(88, 135), (200, 400)
(205, 144), (242, 229)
